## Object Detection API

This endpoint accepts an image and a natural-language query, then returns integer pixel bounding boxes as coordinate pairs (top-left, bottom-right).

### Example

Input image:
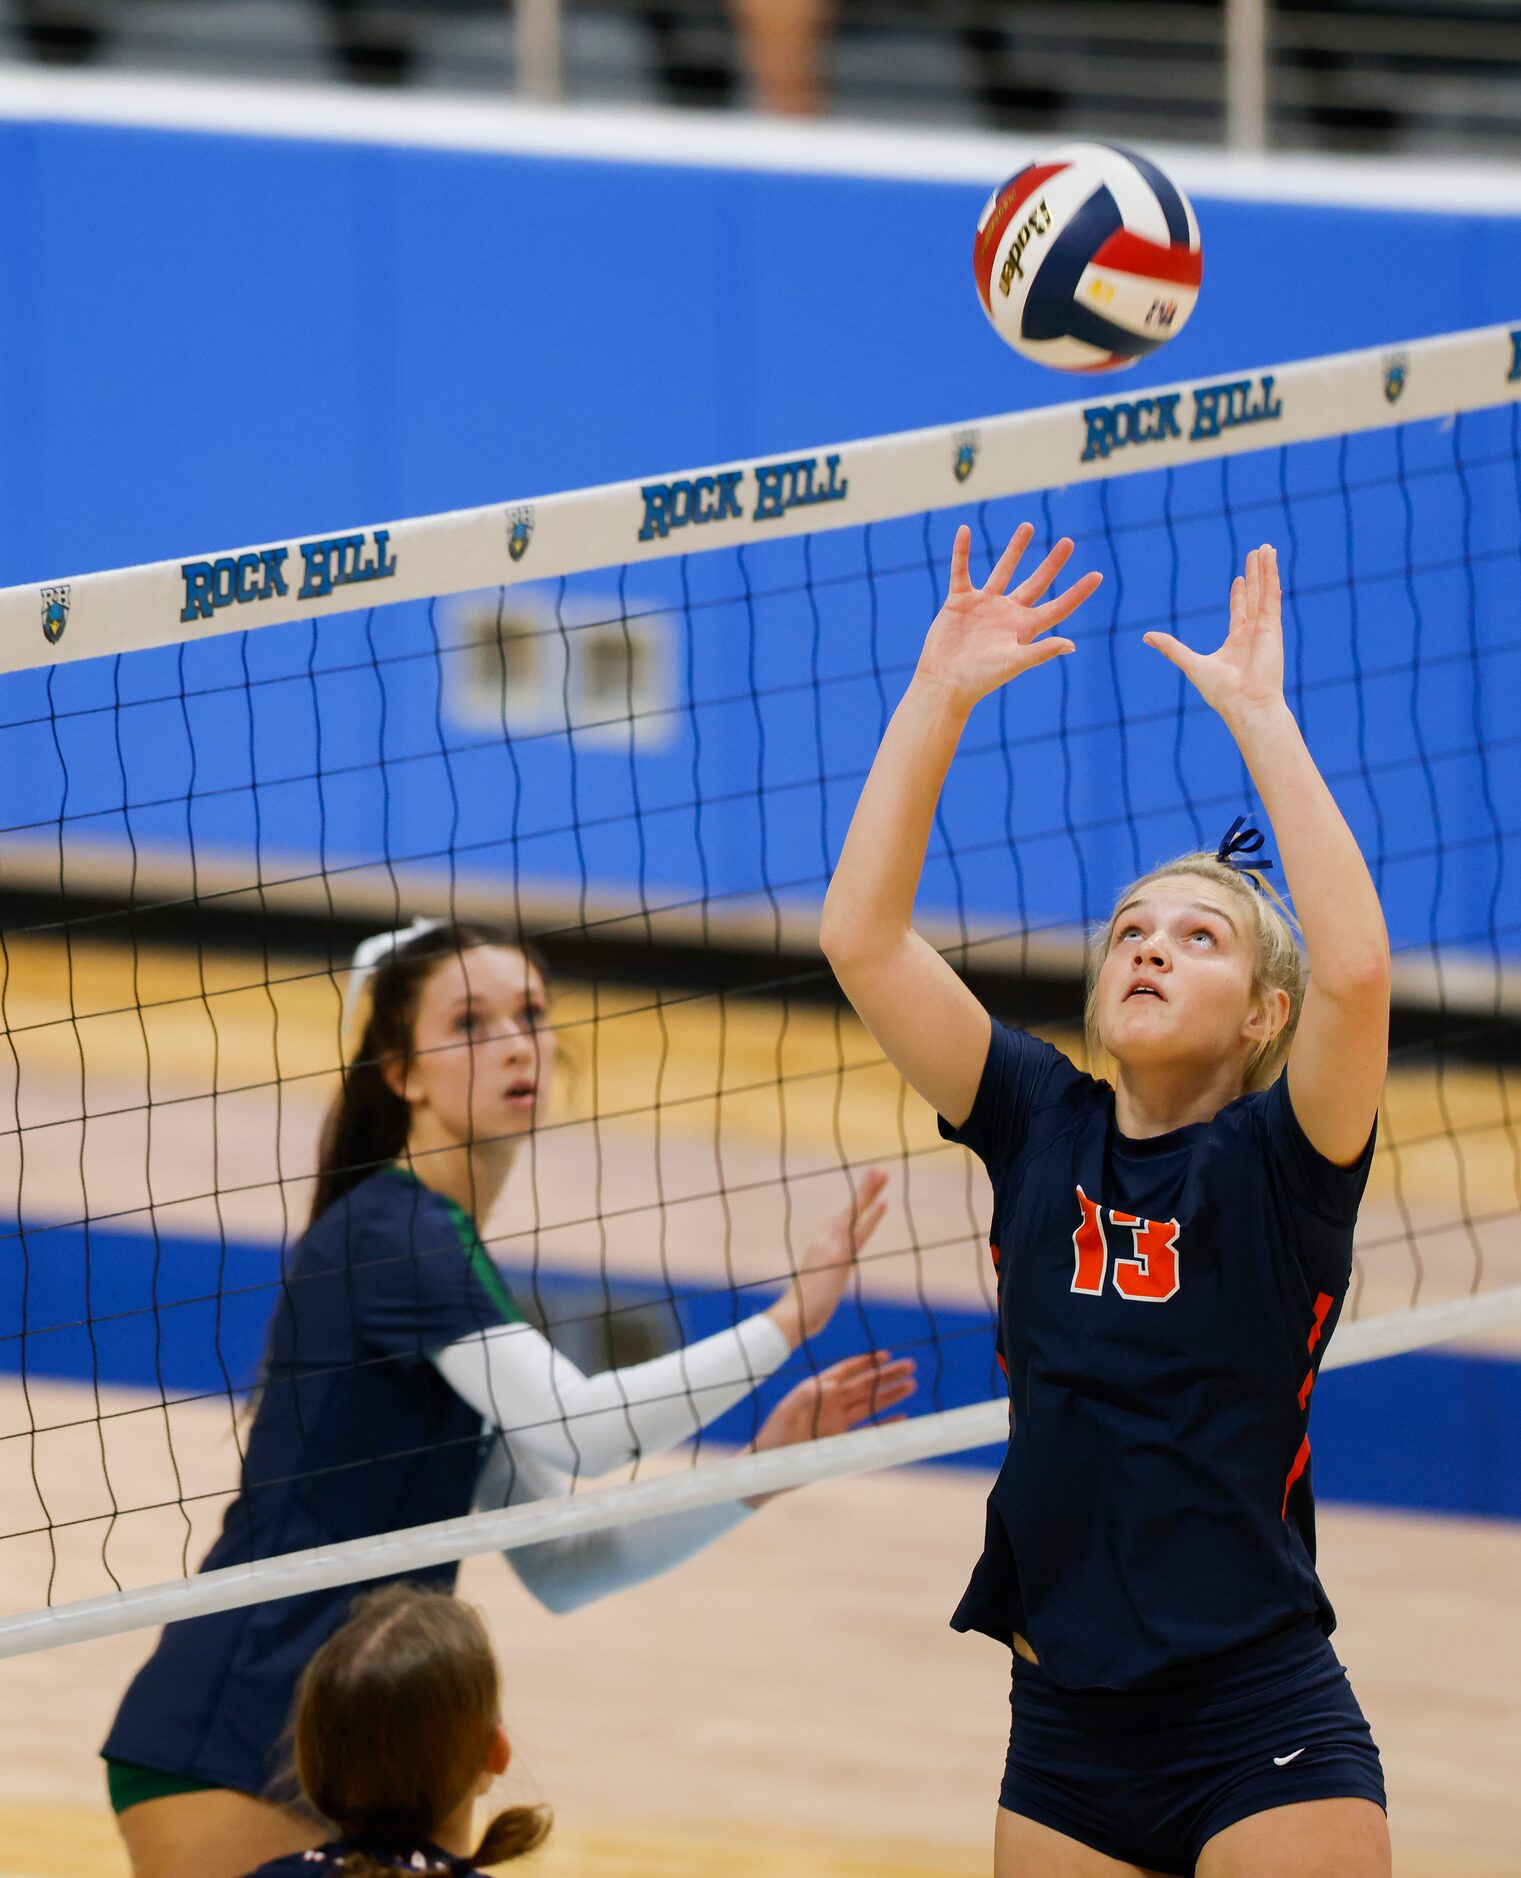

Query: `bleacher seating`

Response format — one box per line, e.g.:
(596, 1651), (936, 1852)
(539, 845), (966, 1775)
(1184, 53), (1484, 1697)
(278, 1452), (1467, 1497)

(3, 0), (1520, 153)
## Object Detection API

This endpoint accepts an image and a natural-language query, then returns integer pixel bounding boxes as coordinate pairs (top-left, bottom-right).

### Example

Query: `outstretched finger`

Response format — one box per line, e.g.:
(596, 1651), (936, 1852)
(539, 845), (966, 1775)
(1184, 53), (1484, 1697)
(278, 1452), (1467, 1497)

(1144, 630), (1205, 680)
(1243, 549), (1262, 625)
(849, 1167), (890, 1207)
(1021, 636), (1076, 671)
(837, 1365), (918, 1411)
(820, 1351), (887, 1384)
(948, 524), (973, 595)
(858, 1358), (918, 1395)
(1260, 542), (1281, 612)
(1033, 568), (1104, 631)
(870, 1374), (919, 1410)
(832, 1353), (915, 1390)
(848, 1199), (889, 1249)
(985, 521), (1036, 596)
(840, 1381), (918, 1424)
(1012, 536), (1075, 608)
(1226, 572), (1247, 638)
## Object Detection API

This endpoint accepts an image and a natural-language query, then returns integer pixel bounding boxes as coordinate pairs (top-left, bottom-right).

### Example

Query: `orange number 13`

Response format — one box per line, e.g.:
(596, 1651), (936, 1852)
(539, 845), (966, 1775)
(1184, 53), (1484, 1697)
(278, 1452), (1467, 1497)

(1071, 1187), (1181, 1302)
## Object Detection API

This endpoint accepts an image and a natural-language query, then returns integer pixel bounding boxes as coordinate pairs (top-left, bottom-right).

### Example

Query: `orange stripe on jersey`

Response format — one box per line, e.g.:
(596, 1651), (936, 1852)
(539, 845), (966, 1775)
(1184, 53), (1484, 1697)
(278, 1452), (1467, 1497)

(1283, 1292), (1337, 1516)
(1281, 1435), (1312, 1518)
(989, 1240), (1001, 1270)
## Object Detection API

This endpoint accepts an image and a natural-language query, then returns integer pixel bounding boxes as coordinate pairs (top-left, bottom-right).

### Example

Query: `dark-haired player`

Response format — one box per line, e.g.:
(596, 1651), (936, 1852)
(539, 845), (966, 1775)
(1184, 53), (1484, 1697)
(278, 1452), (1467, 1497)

(105, 920), (913, 1878)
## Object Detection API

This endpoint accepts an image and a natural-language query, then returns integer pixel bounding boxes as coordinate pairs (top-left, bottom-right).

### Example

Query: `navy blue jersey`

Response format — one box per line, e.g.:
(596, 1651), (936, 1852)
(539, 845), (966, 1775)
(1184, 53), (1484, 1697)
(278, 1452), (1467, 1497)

(105, 1168), (519, 1798)
(940, 1021), (1375, 1692)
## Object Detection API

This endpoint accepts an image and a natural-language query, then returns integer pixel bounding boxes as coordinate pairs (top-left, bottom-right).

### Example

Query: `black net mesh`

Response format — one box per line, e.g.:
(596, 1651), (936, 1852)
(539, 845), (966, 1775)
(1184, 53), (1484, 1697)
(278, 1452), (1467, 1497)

(2, 404), (1519, 1625)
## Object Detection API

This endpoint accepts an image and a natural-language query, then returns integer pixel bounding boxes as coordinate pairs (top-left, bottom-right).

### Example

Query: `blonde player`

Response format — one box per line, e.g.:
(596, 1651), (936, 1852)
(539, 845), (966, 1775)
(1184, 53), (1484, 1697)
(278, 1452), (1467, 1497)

(823, 529), (1391, 1876)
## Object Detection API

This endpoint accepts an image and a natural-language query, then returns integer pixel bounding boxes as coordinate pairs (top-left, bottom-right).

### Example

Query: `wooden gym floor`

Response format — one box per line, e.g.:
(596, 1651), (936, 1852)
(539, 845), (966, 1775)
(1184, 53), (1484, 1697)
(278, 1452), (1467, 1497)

(0, 937), (1518, 1875)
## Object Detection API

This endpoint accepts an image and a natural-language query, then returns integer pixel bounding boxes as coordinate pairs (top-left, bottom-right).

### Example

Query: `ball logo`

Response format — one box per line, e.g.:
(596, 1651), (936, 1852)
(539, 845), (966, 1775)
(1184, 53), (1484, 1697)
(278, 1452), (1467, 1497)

(180, 529), (397, 624)
(953, 431), (980, 484)
(1383, 359), (1407, 404)
(507, 506), (535, 563)
(639, 453), (848, 542)
(1080, 374), (1283, 464)
(40, 584), (70, 645)
(998, 199), (1054, 298)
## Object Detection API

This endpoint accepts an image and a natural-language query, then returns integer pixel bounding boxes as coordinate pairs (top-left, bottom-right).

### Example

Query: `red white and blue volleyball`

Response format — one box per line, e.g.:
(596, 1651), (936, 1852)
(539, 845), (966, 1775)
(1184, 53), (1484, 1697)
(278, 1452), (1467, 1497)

(973, 142), (1202, 373)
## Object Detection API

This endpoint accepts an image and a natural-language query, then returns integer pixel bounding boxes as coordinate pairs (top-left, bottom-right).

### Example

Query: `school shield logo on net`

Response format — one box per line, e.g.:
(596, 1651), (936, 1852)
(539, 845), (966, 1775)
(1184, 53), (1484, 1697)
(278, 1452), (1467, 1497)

(953, 431), (980, 484)
(1383, 360), (1407, 404)
(41, 584), (70, 644)
(507, 506), (535, 563)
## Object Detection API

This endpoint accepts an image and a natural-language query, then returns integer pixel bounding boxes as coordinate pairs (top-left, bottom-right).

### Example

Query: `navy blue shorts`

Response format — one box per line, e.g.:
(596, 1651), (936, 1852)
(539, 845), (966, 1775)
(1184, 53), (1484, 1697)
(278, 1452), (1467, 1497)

(1000, 1619), (1386, 1874)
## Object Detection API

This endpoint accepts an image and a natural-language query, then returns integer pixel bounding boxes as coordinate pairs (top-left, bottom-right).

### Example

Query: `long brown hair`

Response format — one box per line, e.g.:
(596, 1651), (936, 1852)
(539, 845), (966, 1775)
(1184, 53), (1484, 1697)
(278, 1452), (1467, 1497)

(311, 921), (550, 1227)
(293, 1584), (550, 1874)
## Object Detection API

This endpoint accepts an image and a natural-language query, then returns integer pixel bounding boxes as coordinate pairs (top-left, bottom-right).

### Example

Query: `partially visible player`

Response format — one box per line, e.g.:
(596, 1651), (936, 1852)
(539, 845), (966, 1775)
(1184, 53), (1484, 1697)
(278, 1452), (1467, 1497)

(822, 530), (1391, 1876)
(240, 1581), (549, 1878)
(105, 920), (913, 1878)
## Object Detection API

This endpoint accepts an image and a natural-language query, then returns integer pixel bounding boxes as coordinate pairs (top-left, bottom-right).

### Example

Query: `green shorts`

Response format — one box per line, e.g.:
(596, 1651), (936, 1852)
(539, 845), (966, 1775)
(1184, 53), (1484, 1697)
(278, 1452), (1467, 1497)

(105, 1757), (220, 1816)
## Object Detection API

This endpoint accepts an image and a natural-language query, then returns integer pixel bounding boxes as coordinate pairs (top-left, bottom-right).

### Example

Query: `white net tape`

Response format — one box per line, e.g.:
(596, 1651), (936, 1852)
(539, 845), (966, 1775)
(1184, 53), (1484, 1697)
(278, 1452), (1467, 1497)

(3, 317), (1519, 1654)
(1, 322), (1517, 675)
(2, 1282), (1517, 1660)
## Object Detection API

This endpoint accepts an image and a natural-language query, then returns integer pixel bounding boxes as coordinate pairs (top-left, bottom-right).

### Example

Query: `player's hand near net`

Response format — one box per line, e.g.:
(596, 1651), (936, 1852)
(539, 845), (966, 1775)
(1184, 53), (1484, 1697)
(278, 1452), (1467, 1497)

(756, 1349), (917, 1446)
(766, 1166), (891, 1346)
(1143, 539), (1286, 727)
(820, 522), (1104, 1129)
(915, 520), (1104, 710)
(742, 1349), (918, 1510)
(1143, 541), (1391, 1170)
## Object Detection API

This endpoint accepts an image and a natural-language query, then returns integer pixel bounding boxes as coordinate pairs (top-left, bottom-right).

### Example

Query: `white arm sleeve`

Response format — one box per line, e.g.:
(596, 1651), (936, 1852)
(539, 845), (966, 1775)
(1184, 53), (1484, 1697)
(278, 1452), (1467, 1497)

(433, 1310), (790, 1477)
(474, 1438), (751, 1615)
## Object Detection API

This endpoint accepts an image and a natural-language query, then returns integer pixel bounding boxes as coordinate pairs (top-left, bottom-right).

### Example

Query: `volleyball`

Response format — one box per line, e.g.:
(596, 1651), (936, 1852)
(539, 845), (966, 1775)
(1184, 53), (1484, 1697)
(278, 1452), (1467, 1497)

(973, 142), (1202, 373)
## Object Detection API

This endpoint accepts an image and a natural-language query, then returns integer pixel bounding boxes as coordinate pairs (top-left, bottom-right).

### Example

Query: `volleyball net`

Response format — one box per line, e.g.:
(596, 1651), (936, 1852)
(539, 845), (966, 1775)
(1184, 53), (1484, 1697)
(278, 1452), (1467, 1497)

(2, 319), (1521, 1656)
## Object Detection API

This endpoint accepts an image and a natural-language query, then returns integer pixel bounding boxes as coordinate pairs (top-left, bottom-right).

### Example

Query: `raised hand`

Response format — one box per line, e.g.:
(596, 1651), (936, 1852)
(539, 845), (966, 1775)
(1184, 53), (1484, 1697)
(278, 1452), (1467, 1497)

(755, 1350), (918, 1450)
(767, 1168), (889, 1349)
(1144, 543), (1286, 727)
(916, 521), (1104, 713)
(744, 1349), (918, 1507)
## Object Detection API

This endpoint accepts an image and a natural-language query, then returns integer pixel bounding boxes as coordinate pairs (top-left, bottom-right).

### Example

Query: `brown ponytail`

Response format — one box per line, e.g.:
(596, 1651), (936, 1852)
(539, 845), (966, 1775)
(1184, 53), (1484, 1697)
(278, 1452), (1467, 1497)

(293, 1584), (551, 1874)
(310, 921), (550, 1227)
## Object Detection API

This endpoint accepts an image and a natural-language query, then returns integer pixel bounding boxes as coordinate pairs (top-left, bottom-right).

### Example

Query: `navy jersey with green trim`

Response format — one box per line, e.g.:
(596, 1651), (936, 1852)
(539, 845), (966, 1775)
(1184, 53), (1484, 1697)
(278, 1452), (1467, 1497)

(941, 1021), (1375, 1692)
(104, 1168), (519, 1799)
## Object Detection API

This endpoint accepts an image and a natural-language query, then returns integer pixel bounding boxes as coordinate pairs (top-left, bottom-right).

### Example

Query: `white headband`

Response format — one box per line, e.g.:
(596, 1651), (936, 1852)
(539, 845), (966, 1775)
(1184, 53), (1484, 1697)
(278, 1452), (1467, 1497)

(342, 916), (446, 1033)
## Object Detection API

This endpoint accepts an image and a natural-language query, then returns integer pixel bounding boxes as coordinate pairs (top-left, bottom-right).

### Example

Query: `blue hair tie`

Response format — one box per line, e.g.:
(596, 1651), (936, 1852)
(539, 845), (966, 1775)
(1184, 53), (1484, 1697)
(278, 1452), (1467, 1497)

(1215, 815), (1274, 881)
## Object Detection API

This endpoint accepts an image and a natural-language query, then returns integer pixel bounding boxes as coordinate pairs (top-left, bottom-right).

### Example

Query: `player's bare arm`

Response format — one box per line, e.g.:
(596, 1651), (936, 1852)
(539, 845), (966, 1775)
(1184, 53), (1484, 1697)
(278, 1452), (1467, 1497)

(1145, 543), (1391, 1164)
(821, 522), (1103, 1126)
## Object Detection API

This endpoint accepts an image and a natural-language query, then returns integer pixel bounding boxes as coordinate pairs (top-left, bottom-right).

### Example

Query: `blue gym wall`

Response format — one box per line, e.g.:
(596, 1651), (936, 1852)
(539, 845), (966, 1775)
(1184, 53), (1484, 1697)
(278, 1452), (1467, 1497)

(0, 112), (1517, 1519)
(0, 120), (1516, 580)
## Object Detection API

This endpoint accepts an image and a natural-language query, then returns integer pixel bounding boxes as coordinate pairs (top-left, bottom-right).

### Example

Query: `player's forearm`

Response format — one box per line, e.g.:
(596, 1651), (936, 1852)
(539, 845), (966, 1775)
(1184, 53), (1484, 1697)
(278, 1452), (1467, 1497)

(480, 1440), (751, 1613)
(820, 673), (969, 966)
(510, 1501), (749, 1611)
(1230, 700), (1390, 995)
(435, 1312), (790, 1475)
